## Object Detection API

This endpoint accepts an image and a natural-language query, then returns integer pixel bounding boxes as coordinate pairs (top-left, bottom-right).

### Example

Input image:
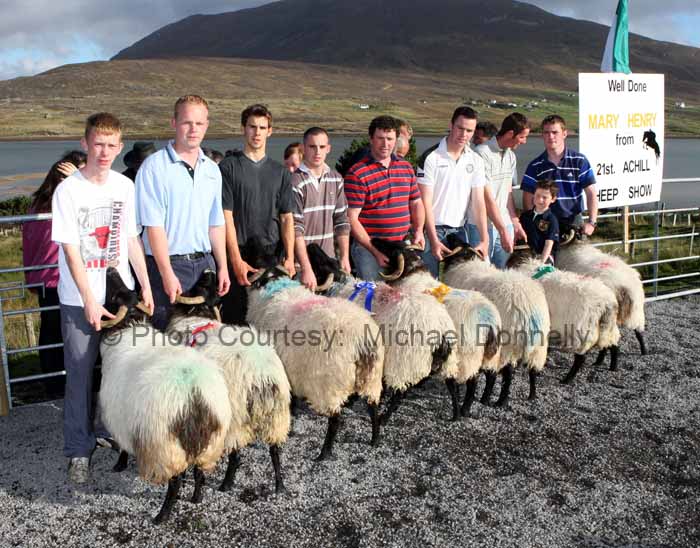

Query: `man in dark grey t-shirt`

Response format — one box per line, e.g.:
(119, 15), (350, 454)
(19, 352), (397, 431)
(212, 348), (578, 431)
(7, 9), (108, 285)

(219, 104), (295, 324)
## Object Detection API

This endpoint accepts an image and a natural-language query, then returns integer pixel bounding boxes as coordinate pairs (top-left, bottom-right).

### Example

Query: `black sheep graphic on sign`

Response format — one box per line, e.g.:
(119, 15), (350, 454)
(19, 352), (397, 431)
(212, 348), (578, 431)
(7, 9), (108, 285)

(642, 129), (660, 161)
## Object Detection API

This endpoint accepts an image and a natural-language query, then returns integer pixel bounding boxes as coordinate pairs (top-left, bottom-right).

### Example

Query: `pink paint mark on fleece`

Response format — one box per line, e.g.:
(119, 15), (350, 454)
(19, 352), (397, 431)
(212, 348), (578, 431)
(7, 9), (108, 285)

(595, 261), (614, 269)
(291, 296), (328, 314)
(376, 286), (403, 306)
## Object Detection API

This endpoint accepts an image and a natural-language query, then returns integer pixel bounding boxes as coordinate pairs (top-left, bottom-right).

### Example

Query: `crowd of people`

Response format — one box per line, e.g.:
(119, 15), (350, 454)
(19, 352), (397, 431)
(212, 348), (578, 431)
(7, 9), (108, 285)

(22, 95), (599, 484)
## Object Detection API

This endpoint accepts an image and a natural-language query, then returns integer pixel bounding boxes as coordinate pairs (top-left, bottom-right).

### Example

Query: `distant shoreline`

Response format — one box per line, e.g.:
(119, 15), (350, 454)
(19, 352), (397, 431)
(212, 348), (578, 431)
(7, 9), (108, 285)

(0, 133), (698, 142)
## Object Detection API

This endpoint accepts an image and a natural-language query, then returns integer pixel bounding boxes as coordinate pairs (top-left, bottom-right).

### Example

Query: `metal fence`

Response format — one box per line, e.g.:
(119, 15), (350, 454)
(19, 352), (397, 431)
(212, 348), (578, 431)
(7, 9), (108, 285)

(1, 181), (699, 413)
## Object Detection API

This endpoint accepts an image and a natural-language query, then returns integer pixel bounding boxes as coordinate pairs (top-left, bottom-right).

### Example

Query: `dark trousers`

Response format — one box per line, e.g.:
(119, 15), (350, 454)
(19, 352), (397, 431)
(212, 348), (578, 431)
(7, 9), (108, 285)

(37, 288), (65, 398)
(60, 304), (109, 458)
(146, 254), (216, 330)
(220, 242), (283, 325)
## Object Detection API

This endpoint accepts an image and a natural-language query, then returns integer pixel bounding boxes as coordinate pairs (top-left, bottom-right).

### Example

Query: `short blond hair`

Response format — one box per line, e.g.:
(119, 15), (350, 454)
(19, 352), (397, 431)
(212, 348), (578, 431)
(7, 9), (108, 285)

(174, 94), (209, 119)
(84, 112), (122, 140)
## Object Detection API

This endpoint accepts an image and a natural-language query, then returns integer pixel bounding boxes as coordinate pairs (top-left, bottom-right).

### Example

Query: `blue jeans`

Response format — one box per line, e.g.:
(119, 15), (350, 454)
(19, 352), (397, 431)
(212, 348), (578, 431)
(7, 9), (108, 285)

(351, 241), (380, 281)
(466, 223), (514, 269)
(422, 225), (469, 278)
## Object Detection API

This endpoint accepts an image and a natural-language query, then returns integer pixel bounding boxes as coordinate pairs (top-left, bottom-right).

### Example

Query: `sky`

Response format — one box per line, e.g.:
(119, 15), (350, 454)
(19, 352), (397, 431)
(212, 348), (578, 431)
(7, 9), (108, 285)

(1, 0), (698, 81)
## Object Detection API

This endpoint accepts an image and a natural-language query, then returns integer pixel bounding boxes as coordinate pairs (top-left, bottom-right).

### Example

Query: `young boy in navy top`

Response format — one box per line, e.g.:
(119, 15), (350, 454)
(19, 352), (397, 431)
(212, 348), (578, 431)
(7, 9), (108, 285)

(519, 179), (559, 265)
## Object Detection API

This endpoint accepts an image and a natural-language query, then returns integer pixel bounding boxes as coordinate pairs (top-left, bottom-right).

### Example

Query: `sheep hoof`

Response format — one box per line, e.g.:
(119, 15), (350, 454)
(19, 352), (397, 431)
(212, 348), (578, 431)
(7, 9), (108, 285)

(527, 394), (538, 401)
(494, 399), (508, 409)
(315, 452), (333, 462)
(218, 482), (233, 493)
(275, 483), (287, 495)
(112, 451), (128, 472)
(190, 492), (203, 504)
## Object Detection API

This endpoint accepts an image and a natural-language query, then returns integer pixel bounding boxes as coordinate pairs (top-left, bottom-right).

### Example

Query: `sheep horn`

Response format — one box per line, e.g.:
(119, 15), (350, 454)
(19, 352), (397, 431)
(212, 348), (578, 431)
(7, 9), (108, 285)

(405, 243), (423, 251)
(378, 253), (405, 281)
(135, 301), (153, 316)
(175, 295), (206, 305)
(275, 265), (291, 277)
(469, 246), (486, 261)
(442, 246), (463, 258)
(513, 244), (530, 251)
(100, 305), (128, 329)
(213, 306), (222, 323)
(560, 229), (577, 247)
(247, 270), (264, 284)
(315, 273), (334, 292)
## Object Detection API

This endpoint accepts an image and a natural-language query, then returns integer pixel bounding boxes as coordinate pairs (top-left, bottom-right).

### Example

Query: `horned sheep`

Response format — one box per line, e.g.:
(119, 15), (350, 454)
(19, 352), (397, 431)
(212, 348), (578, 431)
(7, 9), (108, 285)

(167, 270), (291, 494)
(98, 268), (231, 524)
(441, 235), (551, 406)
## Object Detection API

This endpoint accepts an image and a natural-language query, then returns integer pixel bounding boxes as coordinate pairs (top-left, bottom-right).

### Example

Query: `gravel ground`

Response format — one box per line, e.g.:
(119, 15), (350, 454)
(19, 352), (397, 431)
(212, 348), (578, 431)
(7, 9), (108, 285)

(1, 297), (698, 548)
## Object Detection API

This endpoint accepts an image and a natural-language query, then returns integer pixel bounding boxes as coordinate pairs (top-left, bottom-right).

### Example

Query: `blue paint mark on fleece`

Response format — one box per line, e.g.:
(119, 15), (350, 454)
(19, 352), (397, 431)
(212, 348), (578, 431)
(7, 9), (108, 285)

(260, 278), (301, 300)
(477, 307), (495, 327)
(527, 311), (544, 350)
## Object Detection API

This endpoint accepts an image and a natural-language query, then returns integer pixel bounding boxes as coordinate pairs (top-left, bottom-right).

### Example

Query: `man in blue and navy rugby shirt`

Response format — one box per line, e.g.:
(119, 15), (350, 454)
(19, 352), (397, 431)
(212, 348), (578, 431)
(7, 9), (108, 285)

(521, 115), (599, 236)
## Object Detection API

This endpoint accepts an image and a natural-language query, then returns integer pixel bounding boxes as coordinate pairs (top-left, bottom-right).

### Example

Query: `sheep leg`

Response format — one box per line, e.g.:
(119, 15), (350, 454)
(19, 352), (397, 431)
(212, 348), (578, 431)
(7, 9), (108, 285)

(634, 330), (648, 355)
(269, 445), (286, 493)
(316, 415), (341, 461)
(460, 377), (478, 417)
(445, 379), (461, 421)
(609, 345), (620, 371)
(290, 395), (302, 418)
(528, 369), (538, 400)
(380, 390), (405, 426)
(494, 364), (514, 408)
(153, 475), (182, 525)
(480, 371), (497, 405)
(368, 403), (381, 447)
(218, 450), (241, 492)
(593, 348), (608, 367)
(190, 466), (205, 504)
(562, 354), (586, 384)
(113, 450), (128, 473)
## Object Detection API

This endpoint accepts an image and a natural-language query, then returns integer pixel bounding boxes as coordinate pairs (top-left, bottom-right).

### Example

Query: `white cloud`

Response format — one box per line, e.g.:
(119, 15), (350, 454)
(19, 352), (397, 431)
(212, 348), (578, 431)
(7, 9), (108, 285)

(0, 0), (697, 81)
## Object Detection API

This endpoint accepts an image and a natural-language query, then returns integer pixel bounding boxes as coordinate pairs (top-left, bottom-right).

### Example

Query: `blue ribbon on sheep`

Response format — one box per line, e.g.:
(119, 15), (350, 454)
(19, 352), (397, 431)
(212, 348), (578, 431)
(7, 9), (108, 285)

(348, 281), (376, 312)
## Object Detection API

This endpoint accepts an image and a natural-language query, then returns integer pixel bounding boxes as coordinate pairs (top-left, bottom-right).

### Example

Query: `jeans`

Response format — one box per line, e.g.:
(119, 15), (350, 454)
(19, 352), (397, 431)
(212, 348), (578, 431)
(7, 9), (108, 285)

(466, 223), (513, 269)
(351, 241), (381, 281)
(422, 225), (469, 278)
(60, 304), (110, 458)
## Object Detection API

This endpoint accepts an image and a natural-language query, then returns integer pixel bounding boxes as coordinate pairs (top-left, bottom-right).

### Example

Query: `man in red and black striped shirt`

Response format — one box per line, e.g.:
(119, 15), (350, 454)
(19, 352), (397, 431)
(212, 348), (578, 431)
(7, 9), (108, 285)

(344, 115), (425, 280)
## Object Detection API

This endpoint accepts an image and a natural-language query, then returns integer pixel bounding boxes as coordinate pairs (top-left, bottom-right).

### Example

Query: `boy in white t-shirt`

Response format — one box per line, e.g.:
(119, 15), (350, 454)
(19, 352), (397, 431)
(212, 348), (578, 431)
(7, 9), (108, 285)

(51, 113), (153, 484)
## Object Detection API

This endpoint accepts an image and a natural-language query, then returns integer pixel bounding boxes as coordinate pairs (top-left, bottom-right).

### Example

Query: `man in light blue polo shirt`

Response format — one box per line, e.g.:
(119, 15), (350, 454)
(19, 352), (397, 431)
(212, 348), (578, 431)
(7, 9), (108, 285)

(136, 94), (230, 329)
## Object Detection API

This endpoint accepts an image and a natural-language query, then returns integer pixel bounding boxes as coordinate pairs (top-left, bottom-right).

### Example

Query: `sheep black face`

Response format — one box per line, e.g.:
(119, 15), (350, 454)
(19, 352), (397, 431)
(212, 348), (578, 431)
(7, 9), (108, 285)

(441, 233), (483, 268)
(306, 244), (348, 291)
(172, 269), (221, 322)
(370, 238), (426, 281)
(103, 267), (148, 331)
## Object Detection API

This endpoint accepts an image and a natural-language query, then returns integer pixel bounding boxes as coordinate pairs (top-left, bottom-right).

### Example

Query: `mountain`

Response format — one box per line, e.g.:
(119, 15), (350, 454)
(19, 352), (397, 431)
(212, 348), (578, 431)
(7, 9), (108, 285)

(113, 0), (699, 96)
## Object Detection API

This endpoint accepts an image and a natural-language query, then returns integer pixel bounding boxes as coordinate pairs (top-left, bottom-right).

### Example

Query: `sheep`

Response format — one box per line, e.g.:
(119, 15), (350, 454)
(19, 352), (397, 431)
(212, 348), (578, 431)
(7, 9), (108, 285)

(507, 249), (621, 383)
(441, 234), (551, 406)
(305, 242), (460, 423)
(167, 269), (291, 494)
(555, 230), (647, 356)
(98, 267), (231, 524)
(363, 240), (503, 419)
(245, 254), (385, 461)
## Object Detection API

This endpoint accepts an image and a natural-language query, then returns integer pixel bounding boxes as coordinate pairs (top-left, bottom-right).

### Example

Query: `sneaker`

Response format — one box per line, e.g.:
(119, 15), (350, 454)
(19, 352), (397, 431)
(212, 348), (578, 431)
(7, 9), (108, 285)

(96, 437), (120, 452)
(67, 457), (90, 484)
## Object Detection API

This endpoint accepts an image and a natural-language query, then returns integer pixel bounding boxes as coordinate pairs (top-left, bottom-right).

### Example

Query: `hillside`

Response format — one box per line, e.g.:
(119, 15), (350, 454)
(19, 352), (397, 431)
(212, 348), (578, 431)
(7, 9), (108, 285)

(0, 0), (699, 139)
(113, 0), (700, 98)
(0, 56), (699, 139)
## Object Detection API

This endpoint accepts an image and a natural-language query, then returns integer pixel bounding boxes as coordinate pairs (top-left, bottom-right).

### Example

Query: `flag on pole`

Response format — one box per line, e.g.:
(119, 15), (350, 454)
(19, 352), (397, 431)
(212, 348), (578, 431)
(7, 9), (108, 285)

(601, 0), (631, 73)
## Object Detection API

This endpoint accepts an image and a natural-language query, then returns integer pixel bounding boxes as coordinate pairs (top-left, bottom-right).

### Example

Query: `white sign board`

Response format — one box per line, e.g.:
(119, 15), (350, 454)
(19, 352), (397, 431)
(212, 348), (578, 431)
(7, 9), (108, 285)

(578, 73), (664, 208)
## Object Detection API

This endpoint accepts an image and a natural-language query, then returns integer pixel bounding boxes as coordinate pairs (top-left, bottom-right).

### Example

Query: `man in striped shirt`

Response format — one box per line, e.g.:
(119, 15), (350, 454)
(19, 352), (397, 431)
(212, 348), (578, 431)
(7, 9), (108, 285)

(344, 116), (425, 280)
(292, 127), (351, 291)
(522, 115), (598, 235)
